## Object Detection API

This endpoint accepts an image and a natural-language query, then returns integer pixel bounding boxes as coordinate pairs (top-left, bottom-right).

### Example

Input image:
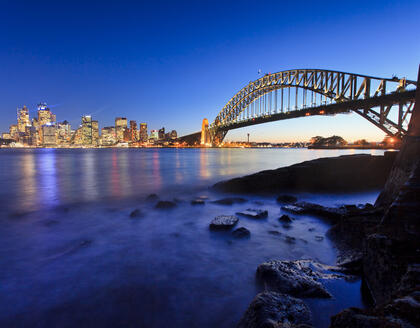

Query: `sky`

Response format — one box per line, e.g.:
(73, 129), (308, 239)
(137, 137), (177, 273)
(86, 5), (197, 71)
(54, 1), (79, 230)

(1, 0), (419, 142)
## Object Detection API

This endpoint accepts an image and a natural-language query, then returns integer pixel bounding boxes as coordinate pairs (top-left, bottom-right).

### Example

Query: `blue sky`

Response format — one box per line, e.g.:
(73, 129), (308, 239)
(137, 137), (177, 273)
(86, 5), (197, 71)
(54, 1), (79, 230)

(1, 0), (419, 142)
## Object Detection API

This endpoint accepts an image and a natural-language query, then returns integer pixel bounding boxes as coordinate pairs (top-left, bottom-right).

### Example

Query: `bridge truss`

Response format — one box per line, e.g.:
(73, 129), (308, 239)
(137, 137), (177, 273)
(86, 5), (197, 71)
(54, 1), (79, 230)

(209, 69), (417, 145)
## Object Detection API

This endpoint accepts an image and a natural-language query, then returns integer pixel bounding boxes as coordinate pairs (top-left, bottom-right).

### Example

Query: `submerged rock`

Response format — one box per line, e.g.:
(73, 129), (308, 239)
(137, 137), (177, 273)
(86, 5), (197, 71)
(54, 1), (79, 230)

(237, 291), (312, 328)
(129, 209), (142, 218)
(277, 194), (298, 204)
(282, 223), (292, 229)
(209, 215), (239, 230)
(268, 230), (282, 236)
(236, 209), (268, 219)
(155, 201), (177, 209)
(212, 197), (247, 205)
(256, 260), (343, 298)
(232, 227), (251, 238)
(284, 236), (296, 244)
(278, 214), (293, 223)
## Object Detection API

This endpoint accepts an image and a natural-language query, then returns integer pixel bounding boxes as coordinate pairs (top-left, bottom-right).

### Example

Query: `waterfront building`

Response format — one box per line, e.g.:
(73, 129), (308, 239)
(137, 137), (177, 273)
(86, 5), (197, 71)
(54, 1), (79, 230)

(115, 117), (127, 142)
(41, 124), (57, 146)
(170, 130), (177, 139)
(129, 120), (138, 142)
(101, 126), (116, 145)
(92, 120), (99, 145)
(150, 129), (158, 141)
(37, 103), (56, 126)
(139, 123), (148, 143)
(158, 127), (165, 140)
(9, 124), (18, 140)
(2, 133), (12, 139)
(17, 105), (30, 133)
(201, 118), (210, 145)
(81, 115), (93, 145)
(57, 121), (72, 145)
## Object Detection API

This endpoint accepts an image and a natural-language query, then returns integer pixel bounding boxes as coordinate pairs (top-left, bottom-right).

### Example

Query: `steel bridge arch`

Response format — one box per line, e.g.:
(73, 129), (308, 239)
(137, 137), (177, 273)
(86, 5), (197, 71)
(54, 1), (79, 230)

(209, 69), (417, 145)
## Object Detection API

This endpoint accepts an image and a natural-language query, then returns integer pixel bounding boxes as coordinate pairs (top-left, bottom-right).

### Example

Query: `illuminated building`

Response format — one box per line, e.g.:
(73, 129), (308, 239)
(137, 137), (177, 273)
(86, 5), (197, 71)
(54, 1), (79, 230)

(9, 124), (18, 140)
(201, 118), (210, 145)
(57, 121), (72, 145)
(17, 105), (30, 133)
(100, 127), (116, 145)
(2, 133), (12, 139)
(92, 120), (99, 145)
(139, 123), (148, 143)
(37, 103), (56, 126)
(72, 127), (83, 145)
(42, 124), (57, 146)
(150, 129), (158, 142)
(129, 120), (138, 141)
(158, 127), (165, 140)
(115, 117), (127, 142)
(81, 115), (98, 146)
(170, 130), (177, 139)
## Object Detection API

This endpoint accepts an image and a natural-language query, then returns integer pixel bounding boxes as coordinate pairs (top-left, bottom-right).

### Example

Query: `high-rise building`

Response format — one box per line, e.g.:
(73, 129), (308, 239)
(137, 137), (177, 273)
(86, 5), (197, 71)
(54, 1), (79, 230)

(42, 125), (57, 146)
(129, 120), (138, 142)
(9, 124), (18, 140)
(150, 129), (158, 140)
(81, 115), (93, 145)
(92, 120), (99, 145)
(17, 105), (30, 133)
(37, 103), (55, 126)
(158, 127), (165, 140)
(57, 121), (72, 145)
(115, 117), (127, 142)
(100, 127), (116, 145)
(139, 123), (148, 143)
(170, 130), (177, 139)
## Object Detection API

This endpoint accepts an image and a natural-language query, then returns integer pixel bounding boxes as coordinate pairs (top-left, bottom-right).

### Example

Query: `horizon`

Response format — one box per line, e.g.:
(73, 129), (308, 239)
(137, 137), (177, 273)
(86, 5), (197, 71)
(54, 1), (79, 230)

(1, 0), (419, 142)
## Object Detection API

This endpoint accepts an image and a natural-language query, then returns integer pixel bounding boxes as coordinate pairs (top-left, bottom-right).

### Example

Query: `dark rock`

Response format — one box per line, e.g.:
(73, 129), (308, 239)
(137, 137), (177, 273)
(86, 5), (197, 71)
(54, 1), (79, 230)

(212, 197), (247, 205)
(330, 307), (400, 328)
(191, 199), (205, 205)
(277, 194), (298, 204)
(129, 209), (142, 218)
(281, 204), (305, 214)
(213, 154), (394, 194)
(232, 227), (251, 238)
(291, 202), (345, 221)
(308, 227), (315, 232)
(155, 201), (177, 209)
(278, 214), (293, 223)
(315, 236), (324, 241)
(146, 193), (159, 201)
(268, 230), (282, 236)
(209, 215), (239, 230)
(336, 252), (363, 275)
(237, 291), (312, 328)
(285, 236), (296, 244)
(256, 260), (344, 298)
(236, 209), (268, 219)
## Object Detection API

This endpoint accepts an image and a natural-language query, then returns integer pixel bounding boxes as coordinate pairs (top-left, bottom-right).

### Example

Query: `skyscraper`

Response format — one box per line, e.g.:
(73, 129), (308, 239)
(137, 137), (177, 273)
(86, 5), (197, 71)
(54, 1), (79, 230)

(158, 127), (165, 140)
(17, 105), (30, 133)
(129, 120), (138, 142)
(139, 123), (148, 143)
(115, 117), (127, 142)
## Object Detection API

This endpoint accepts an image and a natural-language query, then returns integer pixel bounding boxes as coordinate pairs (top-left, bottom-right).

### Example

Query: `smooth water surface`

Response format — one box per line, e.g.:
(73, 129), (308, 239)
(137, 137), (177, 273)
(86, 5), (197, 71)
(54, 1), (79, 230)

(0, 148), (385, 327)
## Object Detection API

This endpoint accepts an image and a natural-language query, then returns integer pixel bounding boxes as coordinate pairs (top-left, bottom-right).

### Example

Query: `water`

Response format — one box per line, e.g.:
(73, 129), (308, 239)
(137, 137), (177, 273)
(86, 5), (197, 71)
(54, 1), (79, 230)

(0, 148), (385, 327)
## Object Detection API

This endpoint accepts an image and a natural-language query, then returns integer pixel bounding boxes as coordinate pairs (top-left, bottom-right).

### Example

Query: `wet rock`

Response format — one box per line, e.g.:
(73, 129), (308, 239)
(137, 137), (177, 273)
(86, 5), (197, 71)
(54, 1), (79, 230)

(336, 252), (363, 275)
(281, 204), (305, 214)
(232, 227), (251, 238)
(278, 214), (293, 223)
(277, 194), (298, 204)
(330, 307), (399, 328)
(191, 199), (205, 205)
(315, 236), (324, 242)
(268, 230), (282, 236)
(293, 202), (345, 221)
(212, 197), (247, 205)
(146, 193), (159, 201)
(209, 215), (239, 230)
(155, 201), (177, 209)
(256, 260), (339, 298)
(236, 209), (268, 219)
(308, 227), (315, 232)
(129, 209), (142, 218)
(284, 236), (296, 244)
(237, 291), (312, 328)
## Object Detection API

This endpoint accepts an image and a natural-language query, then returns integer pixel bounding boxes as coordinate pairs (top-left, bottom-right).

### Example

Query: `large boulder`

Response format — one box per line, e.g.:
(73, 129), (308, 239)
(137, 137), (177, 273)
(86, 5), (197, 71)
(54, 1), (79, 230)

(209, 215), (239, 230)
(232, 227), (251, 238)
(237, 291), (312, 328)
(256, 260), (346, 298)
(236, 209), (268, 219)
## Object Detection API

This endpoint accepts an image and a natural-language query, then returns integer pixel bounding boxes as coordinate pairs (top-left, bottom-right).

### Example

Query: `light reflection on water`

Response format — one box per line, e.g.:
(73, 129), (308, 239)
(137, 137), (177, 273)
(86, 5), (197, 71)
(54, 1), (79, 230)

(0, 148), (386, 328)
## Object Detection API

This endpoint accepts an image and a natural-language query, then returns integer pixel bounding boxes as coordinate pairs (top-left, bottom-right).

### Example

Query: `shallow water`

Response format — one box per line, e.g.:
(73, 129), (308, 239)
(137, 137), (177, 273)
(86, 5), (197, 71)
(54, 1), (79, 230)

(0, 148), (385, 327)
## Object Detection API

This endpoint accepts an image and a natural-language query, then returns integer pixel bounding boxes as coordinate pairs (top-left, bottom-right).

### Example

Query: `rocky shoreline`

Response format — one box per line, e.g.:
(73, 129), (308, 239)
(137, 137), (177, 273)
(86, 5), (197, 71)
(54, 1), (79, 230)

(213, 152), (420, 327)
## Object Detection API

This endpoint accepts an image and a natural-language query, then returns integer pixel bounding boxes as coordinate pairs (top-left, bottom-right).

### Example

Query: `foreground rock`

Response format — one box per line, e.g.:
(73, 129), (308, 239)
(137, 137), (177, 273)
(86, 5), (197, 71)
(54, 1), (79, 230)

(209, 215), (239, 230)
(213, 154), (396, 194)
(232, 227), (251, 238)
(256, 260), (349, 298)
(236, 209), (268, 219)
(237, 291), (312, 328)
(129, 209), (142, 218)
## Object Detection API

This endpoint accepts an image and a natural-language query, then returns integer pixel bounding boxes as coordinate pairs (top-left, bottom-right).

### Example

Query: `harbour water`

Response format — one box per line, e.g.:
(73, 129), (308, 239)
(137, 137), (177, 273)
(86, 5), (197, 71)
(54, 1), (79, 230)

(0, 148), (386, 327)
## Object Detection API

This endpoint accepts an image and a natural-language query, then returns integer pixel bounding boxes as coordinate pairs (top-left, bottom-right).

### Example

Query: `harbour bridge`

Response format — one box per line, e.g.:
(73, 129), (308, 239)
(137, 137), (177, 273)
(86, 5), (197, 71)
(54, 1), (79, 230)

(178, 68), (418, 146)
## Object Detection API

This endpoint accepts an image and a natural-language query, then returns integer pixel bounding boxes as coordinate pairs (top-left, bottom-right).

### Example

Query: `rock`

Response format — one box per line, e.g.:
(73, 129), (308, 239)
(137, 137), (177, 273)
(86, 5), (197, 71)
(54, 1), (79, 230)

(236, 209), (268, 219)
(129, 209), (142, 218)
(213, 154), (394, 194)
(155, 201), (177, 209)
(212, 197), (247, 205)
(336, 252), (363, 275)
(237, 291), (312, 328)
(308, 227), (315, 232)
(278, 214), (293, 223)
(232, 227), (251, 238)
(209, 215), (239, 230)
(315, 236), (324, 241)
(330, 307), (400, 328)
(191, 199), (205, 205)
(256, 260), (339, 298)
(268, 230), (282, 236)
(277, 194), (298, 204)
(146, 193), (159, 201)
(292, 202), (345, 221)
(281, 205), (305, 214)
(284, 236), (296, 244)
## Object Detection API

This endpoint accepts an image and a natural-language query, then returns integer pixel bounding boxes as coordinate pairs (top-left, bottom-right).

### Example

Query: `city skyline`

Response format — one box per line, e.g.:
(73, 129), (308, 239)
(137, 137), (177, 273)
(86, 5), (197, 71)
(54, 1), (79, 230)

(1, 1), (419, 142)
